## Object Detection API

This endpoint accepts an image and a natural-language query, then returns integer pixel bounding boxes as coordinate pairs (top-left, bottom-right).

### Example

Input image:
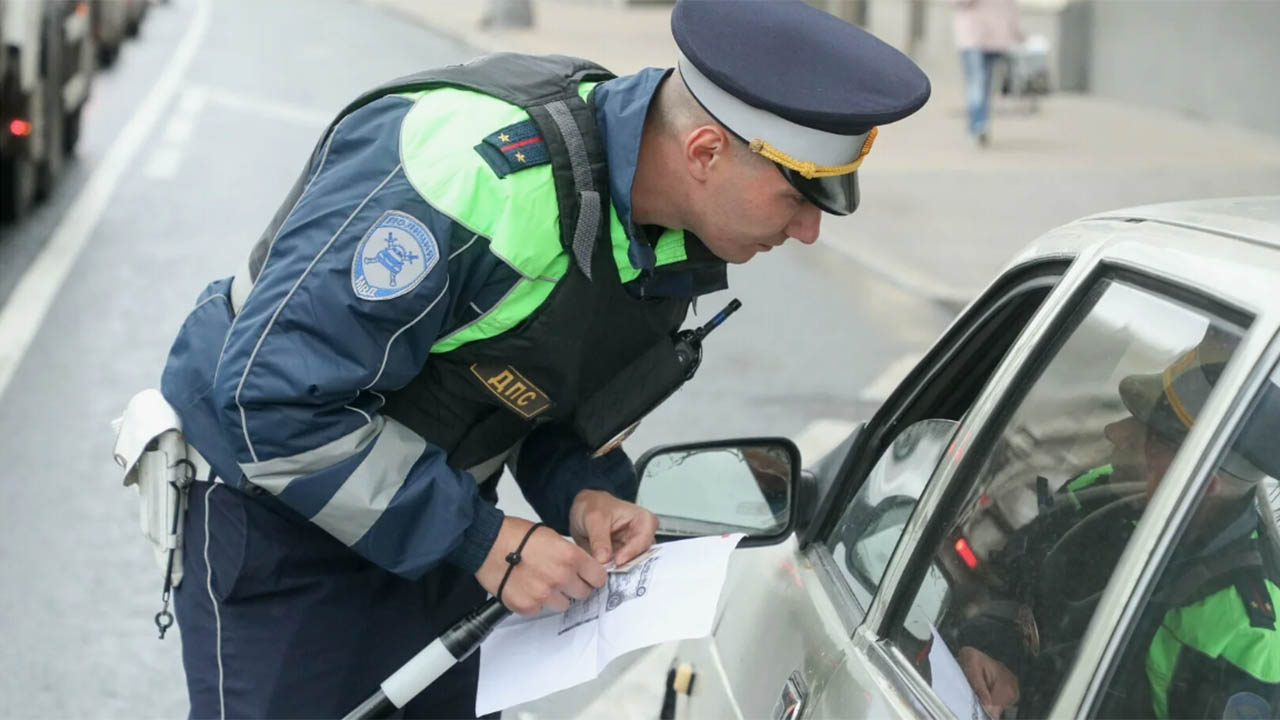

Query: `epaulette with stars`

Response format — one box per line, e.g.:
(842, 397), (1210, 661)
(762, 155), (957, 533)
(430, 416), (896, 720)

(474, 119), (551, 178)
(1237, 575), (1277, 629)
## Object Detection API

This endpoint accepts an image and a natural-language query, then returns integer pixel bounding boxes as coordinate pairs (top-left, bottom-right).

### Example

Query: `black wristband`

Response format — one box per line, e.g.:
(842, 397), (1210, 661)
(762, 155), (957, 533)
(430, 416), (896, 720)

(497, 522), (546, 609)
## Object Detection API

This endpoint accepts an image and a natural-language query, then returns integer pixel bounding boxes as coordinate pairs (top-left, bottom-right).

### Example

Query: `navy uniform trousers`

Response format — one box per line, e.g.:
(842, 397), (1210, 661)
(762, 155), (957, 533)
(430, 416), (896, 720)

(175, 481), (494, 718)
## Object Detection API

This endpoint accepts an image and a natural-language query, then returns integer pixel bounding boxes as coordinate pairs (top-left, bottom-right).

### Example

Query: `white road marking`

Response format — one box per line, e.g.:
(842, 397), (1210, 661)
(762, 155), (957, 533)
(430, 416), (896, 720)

(859, 352), (925, 404)
(792, 418), (859, 466)
(178, 85), (206, 115)
(162, 92), (204, 145)
(143, 145), (184, 179)
(0, 0), (212, 399)
(142, 84), (329, 180)
(162, 115), (196, 146)
(194, 84), (332, 128)
(820, 229), (973, 306)
(146, 87), (205, 178)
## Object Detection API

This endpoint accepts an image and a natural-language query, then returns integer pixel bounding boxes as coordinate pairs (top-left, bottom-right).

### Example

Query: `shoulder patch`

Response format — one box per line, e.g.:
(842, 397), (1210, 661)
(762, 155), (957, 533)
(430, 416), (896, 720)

(1235, 576), (1277, 629)
(469, 363), (553, 419)
(351, 210), (439, 301)
(474, 119), (550, 178)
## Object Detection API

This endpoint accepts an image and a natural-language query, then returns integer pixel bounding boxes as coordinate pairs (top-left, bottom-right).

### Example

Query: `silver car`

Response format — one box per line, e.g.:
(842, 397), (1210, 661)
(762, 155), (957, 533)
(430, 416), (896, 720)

(633, 197), (1280, 719)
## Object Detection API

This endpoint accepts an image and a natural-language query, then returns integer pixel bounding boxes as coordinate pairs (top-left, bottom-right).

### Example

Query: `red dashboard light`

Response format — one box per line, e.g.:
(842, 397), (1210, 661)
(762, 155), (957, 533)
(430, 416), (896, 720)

(954, 537), (978, 569)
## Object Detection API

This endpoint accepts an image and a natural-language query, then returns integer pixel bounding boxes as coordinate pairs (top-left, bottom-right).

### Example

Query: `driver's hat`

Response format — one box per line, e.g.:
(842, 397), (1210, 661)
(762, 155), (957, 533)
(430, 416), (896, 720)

(1118, 328), (1280, 482)
(670, 0), (931, 216)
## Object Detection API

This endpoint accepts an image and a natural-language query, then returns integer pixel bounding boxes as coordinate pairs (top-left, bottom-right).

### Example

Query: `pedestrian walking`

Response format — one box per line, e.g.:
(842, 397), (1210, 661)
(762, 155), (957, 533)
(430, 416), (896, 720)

(143, 1), (930, 716)
(951, 0), (1024, 146)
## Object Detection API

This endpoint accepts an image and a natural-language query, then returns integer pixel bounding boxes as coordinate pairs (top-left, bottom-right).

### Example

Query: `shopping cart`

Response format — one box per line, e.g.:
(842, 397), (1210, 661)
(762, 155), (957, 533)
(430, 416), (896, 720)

(1001, 34), (1052, 113)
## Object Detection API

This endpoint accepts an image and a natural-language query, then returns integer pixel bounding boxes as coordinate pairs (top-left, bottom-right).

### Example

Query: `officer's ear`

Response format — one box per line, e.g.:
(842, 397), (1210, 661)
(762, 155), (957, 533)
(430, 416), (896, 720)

(683, 124), (732, 181)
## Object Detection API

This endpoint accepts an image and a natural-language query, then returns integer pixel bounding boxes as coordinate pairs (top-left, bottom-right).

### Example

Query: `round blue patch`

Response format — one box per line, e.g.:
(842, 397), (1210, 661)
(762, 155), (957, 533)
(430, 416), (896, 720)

(351, 210), (439, 301)
(1224, 691), (1270, 719)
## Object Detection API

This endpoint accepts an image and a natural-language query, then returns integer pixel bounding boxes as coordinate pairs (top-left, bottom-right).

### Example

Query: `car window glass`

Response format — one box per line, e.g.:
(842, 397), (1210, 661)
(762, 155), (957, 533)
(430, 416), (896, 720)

(831, 419), (958, 608)
(885, 277), (1245, 719)
(1097, 362), (1280, 719)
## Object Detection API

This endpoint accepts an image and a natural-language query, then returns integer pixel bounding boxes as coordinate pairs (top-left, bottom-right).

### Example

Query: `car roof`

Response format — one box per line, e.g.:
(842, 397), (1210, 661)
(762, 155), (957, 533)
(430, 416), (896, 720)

(1008, 196), (1280, 269)
(1083, 196), (1280, 248)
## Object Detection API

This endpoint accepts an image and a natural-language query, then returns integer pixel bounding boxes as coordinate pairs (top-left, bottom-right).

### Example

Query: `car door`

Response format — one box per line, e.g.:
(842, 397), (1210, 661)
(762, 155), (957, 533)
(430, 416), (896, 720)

(845, 227), (1280, 719)
(638, 256), (1071, 719)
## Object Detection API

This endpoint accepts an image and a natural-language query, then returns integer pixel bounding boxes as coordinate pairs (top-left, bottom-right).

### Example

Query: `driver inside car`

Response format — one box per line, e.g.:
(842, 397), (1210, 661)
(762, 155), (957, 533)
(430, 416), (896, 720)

(953, 334), (1280, 719)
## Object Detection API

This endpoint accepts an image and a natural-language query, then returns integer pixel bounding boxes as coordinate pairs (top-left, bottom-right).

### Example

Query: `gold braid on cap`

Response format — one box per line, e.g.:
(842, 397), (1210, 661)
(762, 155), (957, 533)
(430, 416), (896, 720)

(749, 127), (878, 179)
(1162, 348), (1199, 430)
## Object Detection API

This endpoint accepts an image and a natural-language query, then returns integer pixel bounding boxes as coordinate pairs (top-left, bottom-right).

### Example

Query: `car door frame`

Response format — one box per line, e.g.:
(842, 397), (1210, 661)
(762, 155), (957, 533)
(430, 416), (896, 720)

(848, 225), (1280, 718)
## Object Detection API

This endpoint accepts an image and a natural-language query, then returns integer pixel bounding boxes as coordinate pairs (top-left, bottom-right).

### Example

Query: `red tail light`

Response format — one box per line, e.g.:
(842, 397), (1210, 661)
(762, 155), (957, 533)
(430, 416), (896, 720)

(954, 537), (978, 569)
(9, 119), (32, 137)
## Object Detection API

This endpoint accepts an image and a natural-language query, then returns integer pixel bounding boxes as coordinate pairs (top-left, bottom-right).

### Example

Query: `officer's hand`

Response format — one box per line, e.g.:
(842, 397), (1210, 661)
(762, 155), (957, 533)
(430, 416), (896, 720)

(957, 646), (1019, 719)
(474, 517), (606, 616)
(568, 489), (658, 567)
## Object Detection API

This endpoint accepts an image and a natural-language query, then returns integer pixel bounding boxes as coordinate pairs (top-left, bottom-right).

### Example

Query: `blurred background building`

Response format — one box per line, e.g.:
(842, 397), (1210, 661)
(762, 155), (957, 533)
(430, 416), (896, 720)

(811, 0), (1279, 136)
(605, 0), (1280, 136)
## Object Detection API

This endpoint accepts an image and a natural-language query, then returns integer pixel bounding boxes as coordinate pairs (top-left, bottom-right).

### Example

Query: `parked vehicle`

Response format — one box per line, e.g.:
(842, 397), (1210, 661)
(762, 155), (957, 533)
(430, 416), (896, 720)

(630, 197), (1280, 718)
(1, 0), (94, 221)
(91, 0), (146, 66)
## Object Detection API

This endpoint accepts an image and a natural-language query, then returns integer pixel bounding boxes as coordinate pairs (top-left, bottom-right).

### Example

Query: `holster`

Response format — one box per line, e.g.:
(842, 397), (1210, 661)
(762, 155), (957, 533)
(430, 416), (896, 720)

(111, 389), (199, 588)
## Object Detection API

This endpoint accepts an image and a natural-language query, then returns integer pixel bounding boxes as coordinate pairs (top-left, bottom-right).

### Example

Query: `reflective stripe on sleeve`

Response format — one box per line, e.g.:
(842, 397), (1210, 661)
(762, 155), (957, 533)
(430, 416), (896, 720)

(240, 418), (384, 494)
(310, 418), (428, 546)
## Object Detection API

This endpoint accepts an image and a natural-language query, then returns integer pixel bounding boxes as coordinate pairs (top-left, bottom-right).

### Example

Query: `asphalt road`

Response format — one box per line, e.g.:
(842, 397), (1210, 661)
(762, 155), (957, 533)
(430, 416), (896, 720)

(0, 1), (951, 716)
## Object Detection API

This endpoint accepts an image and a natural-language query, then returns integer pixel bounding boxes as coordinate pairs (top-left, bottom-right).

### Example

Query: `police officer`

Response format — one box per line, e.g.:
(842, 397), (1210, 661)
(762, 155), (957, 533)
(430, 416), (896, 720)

(955, 338), (1280, 718)
(160, 1), (930, 716)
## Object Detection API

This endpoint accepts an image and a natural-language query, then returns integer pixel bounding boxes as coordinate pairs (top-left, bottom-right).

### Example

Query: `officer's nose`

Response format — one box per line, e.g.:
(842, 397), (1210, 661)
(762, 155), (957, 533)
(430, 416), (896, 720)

(786, 203), (822, 245)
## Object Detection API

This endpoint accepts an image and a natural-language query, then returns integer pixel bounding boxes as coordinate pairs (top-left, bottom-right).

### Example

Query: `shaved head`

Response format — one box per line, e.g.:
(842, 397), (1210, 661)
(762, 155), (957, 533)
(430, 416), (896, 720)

(652, 70), (718, 137)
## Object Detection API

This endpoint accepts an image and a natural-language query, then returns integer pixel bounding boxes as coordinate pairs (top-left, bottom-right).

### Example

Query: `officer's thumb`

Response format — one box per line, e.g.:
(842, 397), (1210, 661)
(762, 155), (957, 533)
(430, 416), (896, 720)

(587, 516), (612, 564)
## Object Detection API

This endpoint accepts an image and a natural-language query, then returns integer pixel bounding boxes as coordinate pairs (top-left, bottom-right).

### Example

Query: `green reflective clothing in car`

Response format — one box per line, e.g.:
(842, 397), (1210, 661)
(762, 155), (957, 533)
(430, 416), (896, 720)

(964, 467), (1280, 717)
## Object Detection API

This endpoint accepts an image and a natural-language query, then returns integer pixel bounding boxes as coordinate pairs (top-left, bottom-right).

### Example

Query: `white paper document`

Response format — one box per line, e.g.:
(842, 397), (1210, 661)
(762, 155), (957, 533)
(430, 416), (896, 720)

(927, 624), (992, 720)
(475, 533), (744, 715)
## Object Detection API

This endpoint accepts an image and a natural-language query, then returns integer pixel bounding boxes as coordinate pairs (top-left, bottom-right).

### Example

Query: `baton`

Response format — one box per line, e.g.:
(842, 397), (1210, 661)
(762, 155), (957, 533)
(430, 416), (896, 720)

(344, 598), (511, 719)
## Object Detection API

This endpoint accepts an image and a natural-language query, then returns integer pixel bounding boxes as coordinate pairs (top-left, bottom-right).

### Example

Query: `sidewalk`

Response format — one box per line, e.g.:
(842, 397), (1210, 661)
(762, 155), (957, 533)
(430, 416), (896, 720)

(369, 0), (1280, 304)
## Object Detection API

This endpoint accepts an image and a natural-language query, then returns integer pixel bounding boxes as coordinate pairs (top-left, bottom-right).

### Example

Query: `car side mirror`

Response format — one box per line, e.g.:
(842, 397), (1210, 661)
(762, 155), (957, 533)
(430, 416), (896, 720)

(634, 438), (801, 546)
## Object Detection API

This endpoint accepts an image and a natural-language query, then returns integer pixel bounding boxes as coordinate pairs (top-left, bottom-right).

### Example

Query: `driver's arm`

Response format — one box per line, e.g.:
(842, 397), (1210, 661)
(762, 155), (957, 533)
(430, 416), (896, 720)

(955, 605), (1034, 679)
(958, 646), (1020, 719)
(953, 606), (1033, 718)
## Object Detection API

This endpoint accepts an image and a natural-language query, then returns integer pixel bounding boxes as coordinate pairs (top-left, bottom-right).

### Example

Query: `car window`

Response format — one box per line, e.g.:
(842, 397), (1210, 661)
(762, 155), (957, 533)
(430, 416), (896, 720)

(813, 264), (1063, 597)
(1096, 362), (1280, 719)
(832, 419), (958, 609)
(885, 276), (1247, 719)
